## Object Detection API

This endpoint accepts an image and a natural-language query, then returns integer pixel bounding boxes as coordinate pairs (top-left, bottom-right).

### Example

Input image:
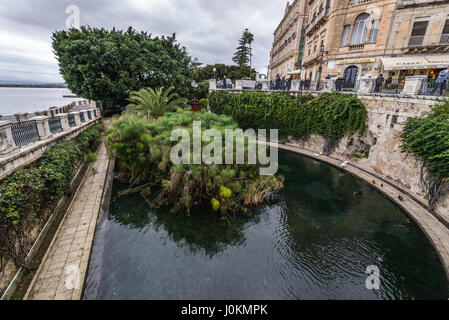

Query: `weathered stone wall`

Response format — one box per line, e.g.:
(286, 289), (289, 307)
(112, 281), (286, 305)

(295, 94), (448, 223)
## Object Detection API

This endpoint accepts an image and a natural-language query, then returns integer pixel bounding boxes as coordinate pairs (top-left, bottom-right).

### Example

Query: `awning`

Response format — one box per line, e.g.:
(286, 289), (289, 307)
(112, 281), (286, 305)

(287, 69), (302, 75)
(381, 54), (449, 70)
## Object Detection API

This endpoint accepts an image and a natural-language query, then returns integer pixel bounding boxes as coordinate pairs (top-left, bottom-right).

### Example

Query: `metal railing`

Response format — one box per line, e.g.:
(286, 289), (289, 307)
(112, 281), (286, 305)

(378, 80), (404, 94)
(68, 113), (76, 127)
(440, 34), (449, 45)
(408, 35), (424, 47)
(419, 79), (449, 96)
(79, 112), (85, 123)
(11, 120), (39, 147)
(48, 117), (62, 134)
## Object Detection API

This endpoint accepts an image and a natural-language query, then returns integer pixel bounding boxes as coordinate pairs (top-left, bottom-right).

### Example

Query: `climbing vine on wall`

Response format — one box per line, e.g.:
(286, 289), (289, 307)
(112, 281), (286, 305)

(208, 91), (367, 153)
(401, 100), (449, 210)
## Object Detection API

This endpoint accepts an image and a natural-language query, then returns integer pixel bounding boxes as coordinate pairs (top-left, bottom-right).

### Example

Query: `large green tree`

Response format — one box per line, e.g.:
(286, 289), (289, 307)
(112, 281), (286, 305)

(52, 26), (195, 110)
(232, 29), (251, 67)
(193, 64), (255, 82)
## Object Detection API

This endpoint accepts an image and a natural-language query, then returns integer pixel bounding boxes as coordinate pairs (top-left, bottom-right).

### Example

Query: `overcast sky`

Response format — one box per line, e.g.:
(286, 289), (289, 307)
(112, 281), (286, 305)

(0, 0), (288, 82)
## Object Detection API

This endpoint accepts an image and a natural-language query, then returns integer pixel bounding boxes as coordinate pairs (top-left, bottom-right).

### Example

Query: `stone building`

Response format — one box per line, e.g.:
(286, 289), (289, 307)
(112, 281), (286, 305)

(381, 0), (449, 89)
(301, 0), (397, 89)
(268, 0), (308, 80)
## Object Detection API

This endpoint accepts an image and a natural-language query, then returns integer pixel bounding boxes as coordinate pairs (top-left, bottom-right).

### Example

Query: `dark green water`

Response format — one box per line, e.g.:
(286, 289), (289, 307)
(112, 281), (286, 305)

(84, 151), (449, 300)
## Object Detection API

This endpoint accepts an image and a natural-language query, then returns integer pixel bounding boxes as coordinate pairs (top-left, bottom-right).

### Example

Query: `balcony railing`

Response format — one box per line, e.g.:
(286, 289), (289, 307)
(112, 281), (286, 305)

(349, 44), (365, 51)
(306, 8), (329, 35)
(419, 78), (449, 97)
(350, 0), (373, 5)
(48, 117), (62, 134)
(408, 35), (425, 46)
(439, 34), (449, 44)
(68, 113), (76, 127)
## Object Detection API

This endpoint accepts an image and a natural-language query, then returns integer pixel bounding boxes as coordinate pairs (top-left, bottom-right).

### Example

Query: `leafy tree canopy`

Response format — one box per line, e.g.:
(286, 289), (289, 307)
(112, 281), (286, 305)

(193, 64), (256, 82)
(52, 26), (196, 110)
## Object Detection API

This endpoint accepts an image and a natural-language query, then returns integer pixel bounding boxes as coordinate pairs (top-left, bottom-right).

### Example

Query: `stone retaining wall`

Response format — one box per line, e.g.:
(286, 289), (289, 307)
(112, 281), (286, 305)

(295, 94), (448, 224)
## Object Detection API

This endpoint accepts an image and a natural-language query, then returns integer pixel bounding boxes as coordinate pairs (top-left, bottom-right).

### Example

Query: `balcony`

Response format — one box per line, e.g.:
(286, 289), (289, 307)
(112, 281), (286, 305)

(408, 35), (424, 47)
(440, 34), (449, 45)
(350, 0), (374, 5)
(349, 44), (365, 51)
(402, 34), (449, 53)
(305, 8), (329, 36)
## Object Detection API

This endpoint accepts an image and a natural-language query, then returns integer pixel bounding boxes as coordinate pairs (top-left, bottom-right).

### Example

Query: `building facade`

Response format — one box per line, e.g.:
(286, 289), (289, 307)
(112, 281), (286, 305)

(268, 0), (308, 80)
(301, 0), (397, 89)
(381, 0), (449, 89)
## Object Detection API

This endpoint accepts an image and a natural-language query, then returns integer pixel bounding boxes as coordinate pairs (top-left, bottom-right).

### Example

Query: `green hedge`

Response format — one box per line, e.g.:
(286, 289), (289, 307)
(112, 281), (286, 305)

(208, 91), (367, 142)
(0, 123), (103, 266)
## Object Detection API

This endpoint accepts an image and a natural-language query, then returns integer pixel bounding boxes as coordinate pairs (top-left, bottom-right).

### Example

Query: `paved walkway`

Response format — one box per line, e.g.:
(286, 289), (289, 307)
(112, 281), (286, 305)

(275, 142), (449, 280)
(24, 138), (110, 300)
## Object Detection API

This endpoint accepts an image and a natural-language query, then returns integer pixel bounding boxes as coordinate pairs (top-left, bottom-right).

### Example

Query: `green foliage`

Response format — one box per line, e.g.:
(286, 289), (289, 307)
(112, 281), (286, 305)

(193, 64), (256, 82)
(401, 100), (449, 208)
(0, 123), (103, 267)
(52, 26), (195, 110)
(87, 153), (98, 163)
(208, 91), (367, 142)
(125, 86), (188, 119)
(193, 80), (210, 100)
(108, 109), (283, 217)
(232, 28), (254, 69)
(199, 98), (208, 110)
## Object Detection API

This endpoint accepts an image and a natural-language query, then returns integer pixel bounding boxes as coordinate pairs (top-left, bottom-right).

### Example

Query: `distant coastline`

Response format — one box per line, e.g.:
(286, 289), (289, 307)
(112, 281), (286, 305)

(0, 84), (67, 88)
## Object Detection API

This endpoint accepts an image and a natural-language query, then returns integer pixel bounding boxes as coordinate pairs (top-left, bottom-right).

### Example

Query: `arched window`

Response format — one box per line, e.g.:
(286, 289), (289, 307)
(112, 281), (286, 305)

(351, 13), (370, 45)
(341, 25), (351, 46)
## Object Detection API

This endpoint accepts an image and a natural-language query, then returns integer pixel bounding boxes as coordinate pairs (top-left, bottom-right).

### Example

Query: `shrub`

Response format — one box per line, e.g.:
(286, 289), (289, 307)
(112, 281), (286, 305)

(87, 153), (98, 163)
(108, 109), (283, 217)
(0, 123), (104, 267)
(401, 99), (449, 209)
(199, 98), (208, 110)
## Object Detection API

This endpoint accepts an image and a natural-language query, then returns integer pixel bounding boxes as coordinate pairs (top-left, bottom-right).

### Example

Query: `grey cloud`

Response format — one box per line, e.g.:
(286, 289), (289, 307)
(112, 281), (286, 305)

(0, 0), (285, 82)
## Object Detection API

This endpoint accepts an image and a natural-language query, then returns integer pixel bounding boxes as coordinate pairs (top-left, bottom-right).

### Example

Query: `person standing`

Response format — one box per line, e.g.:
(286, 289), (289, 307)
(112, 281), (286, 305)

(287, 75), (292, 91)
(281, 76), (286, 90)
(433, 68), (449, 96)
(275, 74), (281, 90)
(375, 74), (384, 93)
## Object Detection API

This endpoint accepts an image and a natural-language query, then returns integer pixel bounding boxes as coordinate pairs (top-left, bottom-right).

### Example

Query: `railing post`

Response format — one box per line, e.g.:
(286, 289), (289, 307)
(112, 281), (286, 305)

(28, 116), (52, 140)
(235, 80), (243, 90)
(0, 121), (17, 155)
(71, 112), (81, 126)
(56, 113), (70, 131)
(401, 75), (427, 96)
(322, 79), (336, 92)
(14, 113), (28, 122)
(261, 80), (271, 91)
(82, 110), (89, 122)
(357, 78), (376, 94)
(209, 79), (217, 91)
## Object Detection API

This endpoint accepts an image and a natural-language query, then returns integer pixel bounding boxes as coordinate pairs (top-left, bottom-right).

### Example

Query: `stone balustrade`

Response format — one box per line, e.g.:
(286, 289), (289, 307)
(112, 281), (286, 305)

(0, 107), (101, 180)
(208, 76), (447, 100)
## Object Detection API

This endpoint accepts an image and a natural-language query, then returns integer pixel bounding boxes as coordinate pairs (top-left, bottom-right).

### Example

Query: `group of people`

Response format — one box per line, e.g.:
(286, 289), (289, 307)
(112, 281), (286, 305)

(271, 74), (293, 91)
(373, 74), (394, 93)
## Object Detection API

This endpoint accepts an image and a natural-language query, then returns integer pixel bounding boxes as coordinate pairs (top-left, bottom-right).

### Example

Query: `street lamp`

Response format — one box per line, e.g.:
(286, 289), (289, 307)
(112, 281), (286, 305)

(316, 43), (327, 91)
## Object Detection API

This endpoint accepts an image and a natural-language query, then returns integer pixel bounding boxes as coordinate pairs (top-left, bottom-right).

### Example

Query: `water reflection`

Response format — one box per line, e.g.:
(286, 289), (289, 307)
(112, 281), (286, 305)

(84, 151), (449, 300)
(110, 182), (260, 257)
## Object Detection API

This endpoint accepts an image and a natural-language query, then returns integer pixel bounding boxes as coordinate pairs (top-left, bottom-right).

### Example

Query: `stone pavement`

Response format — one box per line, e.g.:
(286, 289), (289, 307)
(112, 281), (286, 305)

(276, 142), (449, 280)
(24, 137), (110, 300)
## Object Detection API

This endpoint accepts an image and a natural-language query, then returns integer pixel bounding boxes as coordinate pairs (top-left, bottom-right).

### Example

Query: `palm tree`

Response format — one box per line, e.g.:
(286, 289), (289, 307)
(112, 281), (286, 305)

(243, 29), (254, 79)
(125, 86), (188, 119)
